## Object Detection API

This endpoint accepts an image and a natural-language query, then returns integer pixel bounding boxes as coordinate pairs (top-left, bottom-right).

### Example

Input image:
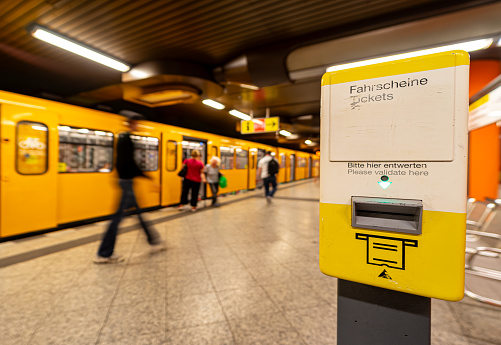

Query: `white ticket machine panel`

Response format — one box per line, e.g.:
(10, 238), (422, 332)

(319, 51), (469, 301)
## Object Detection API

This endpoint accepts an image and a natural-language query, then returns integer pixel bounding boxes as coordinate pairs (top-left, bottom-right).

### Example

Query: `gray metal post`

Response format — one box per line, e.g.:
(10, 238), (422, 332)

(337, 279), (431, 345)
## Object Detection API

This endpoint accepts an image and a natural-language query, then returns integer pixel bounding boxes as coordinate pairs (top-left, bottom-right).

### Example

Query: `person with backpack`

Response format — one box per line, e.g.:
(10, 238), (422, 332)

(257, 151), (279, 203)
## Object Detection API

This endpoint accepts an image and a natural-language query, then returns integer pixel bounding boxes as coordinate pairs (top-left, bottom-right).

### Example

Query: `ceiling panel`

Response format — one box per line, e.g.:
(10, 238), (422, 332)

(0, 0), (495, 151)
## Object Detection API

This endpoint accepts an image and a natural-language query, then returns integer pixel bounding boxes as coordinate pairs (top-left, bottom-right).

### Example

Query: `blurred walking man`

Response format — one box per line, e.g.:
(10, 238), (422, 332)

(94, 113), (165, 263)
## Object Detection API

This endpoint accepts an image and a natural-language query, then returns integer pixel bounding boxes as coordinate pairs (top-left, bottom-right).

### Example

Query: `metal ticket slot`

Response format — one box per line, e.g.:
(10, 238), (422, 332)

(319, 51), (469, 345)
(352, 197), (422, 235)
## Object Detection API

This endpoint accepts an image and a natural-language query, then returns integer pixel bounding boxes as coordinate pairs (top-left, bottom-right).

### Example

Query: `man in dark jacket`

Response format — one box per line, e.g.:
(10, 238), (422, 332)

(94, 113), (165, 263)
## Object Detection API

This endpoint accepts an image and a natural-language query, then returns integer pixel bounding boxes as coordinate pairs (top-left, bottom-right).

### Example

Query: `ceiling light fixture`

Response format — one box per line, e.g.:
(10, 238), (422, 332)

(326, 38), (493, 72)
(229, 109), (251, 121)
(202, 99), (225, 110)
(305, 140), (312, 145)
(238, 83), (260, 91)
(297, 115), (314, 120)
(226, 81), (260, 90)
(29, 24), (130, 72)
(279, 130), (292, 137)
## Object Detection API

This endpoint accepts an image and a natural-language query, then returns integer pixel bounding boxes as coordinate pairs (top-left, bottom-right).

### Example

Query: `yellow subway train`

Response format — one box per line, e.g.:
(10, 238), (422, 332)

(0, 90), (319, 239)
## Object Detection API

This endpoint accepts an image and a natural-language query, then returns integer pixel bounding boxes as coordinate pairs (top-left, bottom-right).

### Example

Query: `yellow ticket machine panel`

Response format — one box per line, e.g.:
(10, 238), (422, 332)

(319, 51), (469, 301)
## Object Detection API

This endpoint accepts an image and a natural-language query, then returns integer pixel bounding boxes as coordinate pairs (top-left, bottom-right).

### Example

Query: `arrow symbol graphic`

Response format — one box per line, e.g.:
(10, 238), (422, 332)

(378, 181), (392, 189)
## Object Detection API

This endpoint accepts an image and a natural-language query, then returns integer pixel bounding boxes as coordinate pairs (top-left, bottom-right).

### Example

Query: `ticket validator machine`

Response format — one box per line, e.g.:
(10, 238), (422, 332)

(319, 51), (469, 344)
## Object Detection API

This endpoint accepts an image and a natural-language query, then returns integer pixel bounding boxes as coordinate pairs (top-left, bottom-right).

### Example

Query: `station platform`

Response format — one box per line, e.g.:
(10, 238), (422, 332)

(0, 180), (500, 345)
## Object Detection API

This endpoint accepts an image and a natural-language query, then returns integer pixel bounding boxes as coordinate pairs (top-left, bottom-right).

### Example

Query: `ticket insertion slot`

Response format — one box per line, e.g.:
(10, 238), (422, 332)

(352, 197), (423, 235)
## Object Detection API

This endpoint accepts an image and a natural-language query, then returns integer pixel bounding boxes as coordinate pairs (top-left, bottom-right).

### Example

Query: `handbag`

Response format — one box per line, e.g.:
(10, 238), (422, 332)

(178, 165), (187, 177)
(219, 175), (227, 188)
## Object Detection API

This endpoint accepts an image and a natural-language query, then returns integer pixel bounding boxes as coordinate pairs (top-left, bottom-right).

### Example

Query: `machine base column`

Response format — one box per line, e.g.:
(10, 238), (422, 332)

(337, 279), (431, 345)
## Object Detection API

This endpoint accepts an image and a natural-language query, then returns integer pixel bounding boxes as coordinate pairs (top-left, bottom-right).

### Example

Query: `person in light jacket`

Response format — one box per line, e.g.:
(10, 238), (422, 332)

(204, 156), (221, 207)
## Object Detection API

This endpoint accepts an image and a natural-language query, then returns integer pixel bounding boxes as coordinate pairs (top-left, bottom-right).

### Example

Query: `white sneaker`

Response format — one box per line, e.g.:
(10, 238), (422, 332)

(150, 240), (167, 253)
(266, 196), (272, 203)
(93, 254), (125, 264)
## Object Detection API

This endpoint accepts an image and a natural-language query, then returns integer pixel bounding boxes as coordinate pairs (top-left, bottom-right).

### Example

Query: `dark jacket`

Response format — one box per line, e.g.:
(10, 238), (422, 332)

(116, 132), (144, 179)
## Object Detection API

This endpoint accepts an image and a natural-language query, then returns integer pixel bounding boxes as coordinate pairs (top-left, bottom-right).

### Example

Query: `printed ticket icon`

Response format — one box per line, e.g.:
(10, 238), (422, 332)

(356, 233), (418, 270)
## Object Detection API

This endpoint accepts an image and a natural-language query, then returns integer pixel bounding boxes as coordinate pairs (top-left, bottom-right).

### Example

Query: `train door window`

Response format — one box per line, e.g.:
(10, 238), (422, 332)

(280, 154), (286, 168)
(309, 157), (312, 177)
(166, 140), (177, 171)
(256, 149), (265, 168)
(220, 147), (234, 169)
(235, 149), (248, 169)
(16, 121), (48, 175)
(58, 125), (113, 173)
(211, 146), (218, 158)
(131, 135), (159, 171)
(181, 140), (207, 164)
(290, 154), (296, 180)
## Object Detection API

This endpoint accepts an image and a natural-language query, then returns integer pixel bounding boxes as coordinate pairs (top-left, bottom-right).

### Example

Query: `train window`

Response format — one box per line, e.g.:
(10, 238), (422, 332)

(211, 146), (218, 158)
(235, 149), (248, 169)
(131, 135), (159, 171)
(298, 157), (307, 167)
(220, 146), (234, 170)
(280, 154), (286, 168)
(166, 140), (177, 171)
(16, 121), (48, 175)
(58, 126), (113, 173)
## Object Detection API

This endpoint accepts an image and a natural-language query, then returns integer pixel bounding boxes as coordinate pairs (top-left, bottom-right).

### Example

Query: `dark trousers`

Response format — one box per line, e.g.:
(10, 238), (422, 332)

(208, 182), (219, 205)
(263, 175), (277, 197)
(180, 178), (201, 207)
(98, 179), (159, 257)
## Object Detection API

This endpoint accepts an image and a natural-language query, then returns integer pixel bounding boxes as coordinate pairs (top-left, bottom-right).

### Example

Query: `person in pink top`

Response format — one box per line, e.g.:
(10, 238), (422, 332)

(178, 149), (206, 212)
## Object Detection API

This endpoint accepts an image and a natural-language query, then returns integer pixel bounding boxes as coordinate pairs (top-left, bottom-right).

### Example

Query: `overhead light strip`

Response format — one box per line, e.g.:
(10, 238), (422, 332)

(229, 109), (251, 121)
(326, 38), (493, 73)
(30, 24), (130, 72)
(202, 99), (225, 110)
(279, 130), (291, 136)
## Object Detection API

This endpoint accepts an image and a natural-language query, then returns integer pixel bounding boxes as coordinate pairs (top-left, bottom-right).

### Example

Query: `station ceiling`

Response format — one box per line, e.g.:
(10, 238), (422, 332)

(0, 0), (499, 152)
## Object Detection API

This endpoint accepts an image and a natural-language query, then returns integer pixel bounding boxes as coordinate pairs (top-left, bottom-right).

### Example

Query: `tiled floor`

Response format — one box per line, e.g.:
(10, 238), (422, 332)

(0, 180), (500, 344)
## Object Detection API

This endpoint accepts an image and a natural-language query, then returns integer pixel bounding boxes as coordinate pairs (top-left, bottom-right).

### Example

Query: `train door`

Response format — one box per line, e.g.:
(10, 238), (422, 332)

(131, 131), (161, 209)
(181, 136), (207, 198)
(248, 149), (257, 189)
(277, 153), (285, 183)
(308, 157), (312, 178)
(256, 149), (265, 185)
(0, 105), (58, 237)
(290, 154), (296, 181)
(162, 133), (182, 206)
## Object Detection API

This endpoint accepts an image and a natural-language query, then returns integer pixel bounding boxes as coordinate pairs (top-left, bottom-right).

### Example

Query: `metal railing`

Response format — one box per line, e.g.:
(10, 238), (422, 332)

(465, 199), (501, 307)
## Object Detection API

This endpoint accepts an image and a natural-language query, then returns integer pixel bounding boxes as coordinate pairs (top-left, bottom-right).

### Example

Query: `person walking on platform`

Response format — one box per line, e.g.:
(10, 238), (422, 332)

(178, 149), (206, 212)
(205, 156), (221, 207)
(94, 113), (165, 264)
(257, 151), (279, 203)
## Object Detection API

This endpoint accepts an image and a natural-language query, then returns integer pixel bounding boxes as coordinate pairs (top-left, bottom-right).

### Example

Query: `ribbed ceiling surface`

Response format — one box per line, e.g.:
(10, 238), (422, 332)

(0, 0), (436, 66)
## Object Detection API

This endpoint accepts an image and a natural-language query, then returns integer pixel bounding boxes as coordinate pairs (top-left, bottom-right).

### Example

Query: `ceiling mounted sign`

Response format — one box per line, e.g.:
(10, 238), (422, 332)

(241, 117), (279, 134)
